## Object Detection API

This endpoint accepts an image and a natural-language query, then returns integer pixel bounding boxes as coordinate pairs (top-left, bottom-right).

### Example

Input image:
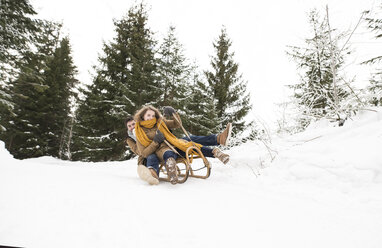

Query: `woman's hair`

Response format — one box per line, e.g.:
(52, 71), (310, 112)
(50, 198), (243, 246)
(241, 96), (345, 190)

(134, 105), (162, 122)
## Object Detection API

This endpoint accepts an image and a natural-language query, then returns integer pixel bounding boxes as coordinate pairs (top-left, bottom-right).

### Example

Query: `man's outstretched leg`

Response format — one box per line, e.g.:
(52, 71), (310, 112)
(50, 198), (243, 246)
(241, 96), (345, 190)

(182, 123), (232, 147)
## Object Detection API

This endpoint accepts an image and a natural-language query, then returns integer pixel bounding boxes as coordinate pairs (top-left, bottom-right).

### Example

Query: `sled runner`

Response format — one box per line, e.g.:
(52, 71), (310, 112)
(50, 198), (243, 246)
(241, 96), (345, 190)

(157, 113), (211, 184)
(158, 145), (211, 184)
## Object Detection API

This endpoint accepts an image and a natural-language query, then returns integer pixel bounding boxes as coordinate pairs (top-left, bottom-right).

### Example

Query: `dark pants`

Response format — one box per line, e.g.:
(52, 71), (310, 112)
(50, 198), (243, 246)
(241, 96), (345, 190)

(146, 153), (160, 174)
(182, 134), (218, 146)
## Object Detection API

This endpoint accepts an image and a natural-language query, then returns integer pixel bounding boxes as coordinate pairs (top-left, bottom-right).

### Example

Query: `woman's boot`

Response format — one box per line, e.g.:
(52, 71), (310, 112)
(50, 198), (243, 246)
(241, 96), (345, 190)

(212, 148), (230, 164)
(165, 157), (178, 185)
(217, 123), (232, 146)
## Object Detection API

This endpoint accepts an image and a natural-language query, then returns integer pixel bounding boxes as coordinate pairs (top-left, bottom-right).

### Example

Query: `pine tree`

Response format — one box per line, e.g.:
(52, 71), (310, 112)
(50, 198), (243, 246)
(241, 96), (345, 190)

(0, 0), (38, 82)
(157, 26), (190, 112)
(71, 3), (159, 161)
(204, 27), (251, 134)
(0, 84), (12, 133)
(5, 21), (61, 158)
(363, 4), (382, 65)
(157, 25), (222, 136)
(41, 37), (79, 158)
(0, 0), (39, 134)
(287, 9), (350, 128)
(364, 4), (382, 106)
(185, 68), (220, 135)
(367, 75), (382, 106)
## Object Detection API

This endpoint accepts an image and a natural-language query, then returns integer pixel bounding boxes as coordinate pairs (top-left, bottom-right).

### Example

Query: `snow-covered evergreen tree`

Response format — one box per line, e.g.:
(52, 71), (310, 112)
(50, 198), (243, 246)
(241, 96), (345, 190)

(367, 75), (382, 106)
(287, 9), (351, 129)
(204, 27), (252, 134)
(0, 0), (39, 133)
(157, 25), (220, 136)
(0, 0), (38, 82)
(71, 3), (159, 161)
(0, 84), (12, 133)
(42, 37), (79, 159)
(5, 21), (78, 159)
(157, 26), (190, 110)
(364, 4), (382, 106)
(185, 68), (220, 136)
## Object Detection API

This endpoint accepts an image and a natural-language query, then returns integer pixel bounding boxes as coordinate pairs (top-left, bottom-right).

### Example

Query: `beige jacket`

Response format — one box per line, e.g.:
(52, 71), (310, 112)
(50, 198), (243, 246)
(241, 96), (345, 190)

(125, 137), (145, 165)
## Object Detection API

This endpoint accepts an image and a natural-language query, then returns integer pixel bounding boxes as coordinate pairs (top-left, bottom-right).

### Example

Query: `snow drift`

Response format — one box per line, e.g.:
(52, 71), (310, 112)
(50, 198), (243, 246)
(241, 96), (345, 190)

(1, 108), (382, 248)
(269, 107), (382, 185)
(0, 141), (13, 161)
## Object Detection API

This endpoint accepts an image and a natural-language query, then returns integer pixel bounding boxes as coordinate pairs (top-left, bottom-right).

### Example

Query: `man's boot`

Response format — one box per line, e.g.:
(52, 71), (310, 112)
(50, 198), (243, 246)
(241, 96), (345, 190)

(212, 148), (230, 164)
(137, 165), (159, 185)
(165, 157), (178, 185)
(217, 123), (232, 146)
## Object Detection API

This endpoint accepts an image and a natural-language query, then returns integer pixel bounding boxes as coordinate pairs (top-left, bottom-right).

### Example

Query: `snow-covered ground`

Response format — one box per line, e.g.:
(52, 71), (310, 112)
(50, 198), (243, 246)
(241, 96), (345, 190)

(1, 108), (382, 248)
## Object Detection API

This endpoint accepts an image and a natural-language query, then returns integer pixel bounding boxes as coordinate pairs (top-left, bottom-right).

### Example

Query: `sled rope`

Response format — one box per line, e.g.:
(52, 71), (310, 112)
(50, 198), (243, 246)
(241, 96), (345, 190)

(172, 113), (193, 142)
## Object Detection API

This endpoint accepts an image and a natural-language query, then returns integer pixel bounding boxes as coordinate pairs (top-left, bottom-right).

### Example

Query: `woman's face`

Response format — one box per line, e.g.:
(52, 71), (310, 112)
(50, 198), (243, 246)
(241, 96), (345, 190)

(143, 109), (156, 121)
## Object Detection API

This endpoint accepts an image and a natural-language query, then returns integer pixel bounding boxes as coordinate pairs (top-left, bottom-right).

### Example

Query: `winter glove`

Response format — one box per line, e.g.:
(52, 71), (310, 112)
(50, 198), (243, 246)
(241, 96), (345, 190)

(163, 106), (176, 117)
(153, 130), (165, 144)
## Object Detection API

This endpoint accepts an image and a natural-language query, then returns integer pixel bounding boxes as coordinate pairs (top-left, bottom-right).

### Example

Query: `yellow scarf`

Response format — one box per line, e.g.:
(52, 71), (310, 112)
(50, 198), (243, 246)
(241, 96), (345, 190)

(135, 118), (203, 155)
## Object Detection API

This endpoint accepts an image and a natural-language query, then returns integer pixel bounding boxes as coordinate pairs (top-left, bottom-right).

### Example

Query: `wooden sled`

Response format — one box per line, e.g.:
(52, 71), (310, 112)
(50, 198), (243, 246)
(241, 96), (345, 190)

(158, 146), (211, 184)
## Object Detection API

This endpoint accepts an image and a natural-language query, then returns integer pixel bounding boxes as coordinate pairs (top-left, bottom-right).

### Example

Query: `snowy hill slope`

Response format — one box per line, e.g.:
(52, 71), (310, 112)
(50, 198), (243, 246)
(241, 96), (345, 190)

(1, 108), (382, 248)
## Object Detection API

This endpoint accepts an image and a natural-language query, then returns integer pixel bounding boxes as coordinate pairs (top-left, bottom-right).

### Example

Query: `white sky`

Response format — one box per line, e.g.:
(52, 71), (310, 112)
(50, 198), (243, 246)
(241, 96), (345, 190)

(31, 0), (381, 128)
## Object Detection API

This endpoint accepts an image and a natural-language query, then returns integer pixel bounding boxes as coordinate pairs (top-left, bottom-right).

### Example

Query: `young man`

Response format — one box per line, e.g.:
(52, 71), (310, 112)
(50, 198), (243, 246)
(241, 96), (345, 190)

(125, 107), (232, 185)
(125, 116), (160, 185)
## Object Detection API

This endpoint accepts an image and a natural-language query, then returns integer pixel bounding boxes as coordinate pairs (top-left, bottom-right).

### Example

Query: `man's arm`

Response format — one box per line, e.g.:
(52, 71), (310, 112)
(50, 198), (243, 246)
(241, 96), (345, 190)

(126, 137), (146, 166)
(126, 137), (139, 155)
